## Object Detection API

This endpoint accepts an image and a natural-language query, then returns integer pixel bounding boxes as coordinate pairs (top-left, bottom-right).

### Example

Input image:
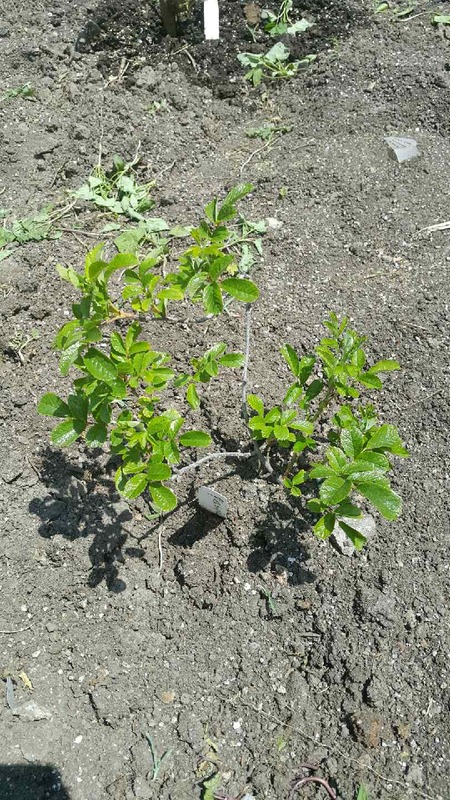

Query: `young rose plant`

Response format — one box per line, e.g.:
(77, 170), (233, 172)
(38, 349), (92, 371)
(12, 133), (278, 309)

(38, 185), (408, 549)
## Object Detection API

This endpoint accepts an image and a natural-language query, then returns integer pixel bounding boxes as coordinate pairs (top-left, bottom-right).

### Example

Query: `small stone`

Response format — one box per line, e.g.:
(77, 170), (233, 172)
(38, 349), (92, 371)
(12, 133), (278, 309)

(0, 453), (23, 483)
(407, 764), (424, 786)
(73, 123), (90, 140)
(349, 710), (384, 748)
(0, 28), (10, 37)
(332, 514), (376, 556)
(135, 66), (158, 90)
(385, 136), (420, 163)
(46, 622), (56, 633)
(266, 217), (283, 230)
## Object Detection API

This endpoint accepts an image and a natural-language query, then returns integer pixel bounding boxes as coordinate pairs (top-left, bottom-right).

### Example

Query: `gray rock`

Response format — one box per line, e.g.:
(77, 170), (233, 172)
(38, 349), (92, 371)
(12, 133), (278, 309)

(135, 66), (159, 90)
(332, 514), (375, 556)
(385, 136), (420, 163)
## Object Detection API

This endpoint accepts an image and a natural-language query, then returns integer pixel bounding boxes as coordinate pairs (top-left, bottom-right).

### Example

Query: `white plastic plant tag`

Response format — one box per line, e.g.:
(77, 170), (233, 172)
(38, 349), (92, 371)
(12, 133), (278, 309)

(198, 486), (228, 518)
(204, 0), (220, 40)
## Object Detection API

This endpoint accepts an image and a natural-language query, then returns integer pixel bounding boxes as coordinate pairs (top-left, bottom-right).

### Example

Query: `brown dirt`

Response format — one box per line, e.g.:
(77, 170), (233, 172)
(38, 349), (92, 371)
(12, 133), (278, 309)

(0, 2), (449, 799)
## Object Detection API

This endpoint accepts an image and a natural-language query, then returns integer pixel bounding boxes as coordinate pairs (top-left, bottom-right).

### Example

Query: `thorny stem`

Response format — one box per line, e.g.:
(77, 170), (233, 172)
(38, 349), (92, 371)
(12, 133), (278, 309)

(172, 451), (252, 480)
(241, 303), (273, 474)
(311, 383), (335, 424)
(101, 312), (140, 327)
(241, 303), (251, 422)
(283, 383), (336, 480)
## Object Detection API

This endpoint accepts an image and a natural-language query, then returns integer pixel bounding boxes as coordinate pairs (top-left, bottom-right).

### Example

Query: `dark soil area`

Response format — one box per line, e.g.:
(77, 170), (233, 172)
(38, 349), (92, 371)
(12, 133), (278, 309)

(1, 2), (449, 799)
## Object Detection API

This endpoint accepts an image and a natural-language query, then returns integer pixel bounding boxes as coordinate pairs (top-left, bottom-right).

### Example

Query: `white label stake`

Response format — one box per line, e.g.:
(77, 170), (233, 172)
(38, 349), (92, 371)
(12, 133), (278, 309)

(204, 0), (220, 40)
(198, 486), (228, 518)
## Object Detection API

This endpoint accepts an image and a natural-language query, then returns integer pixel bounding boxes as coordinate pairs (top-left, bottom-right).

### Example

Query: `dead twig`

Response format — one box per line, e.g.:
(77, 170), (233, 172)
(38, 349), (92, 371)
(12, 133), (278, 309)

(240, 135), (281, 177)
(0, 626), (31, 635)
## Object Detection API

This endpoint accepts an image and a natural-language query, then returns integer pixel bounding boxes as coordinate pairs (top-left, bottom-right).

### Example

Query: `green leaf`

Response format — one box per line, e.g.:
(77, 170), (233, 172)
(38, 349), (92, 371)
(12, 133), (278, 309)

(357, 482), (402, 521)
(309, 463), (336, 479)
(150, 484), (177, 513)
(51, 418), (84, 448)
(283, 383), (303, 406)
(85, 423), (108, 447)
(147, 461), (172, 481)
(247, 394), (264, 416)
(85, 243), (104, 271)
(217, 183), (253, 221)
(186, 383), (200, 410)
(356, 785), (369, 800)
(319, 475), (352, 505)
(104, 252), (139, 277)
(339, 521), (367, 551)
(335, 501), (362, 518)
(368, 359), (400, 374)
(307, 498), (324, 514)
(60, 343), (80, 376)
(313, 513), (336, 540)
(340, 428), (364, 459)
(433, 14), (450, 24)
(83, 348), (118, 384)
(274, 424), (290, 441)
(179, 430), (212, 447)
(203, 282), (223, 315)
(37, 393), (69, 418)
(280, 343), (299, 376)
(218, 353), (245, 368)
(122, 473), (148, 499)
(358, 372), (383, 390)
(305, 379), (324, 403)
(366, 424), (408, 456)
(356, 451), (390, 470)
(221, 277), (259, 303)
(292, 469), (306, 486)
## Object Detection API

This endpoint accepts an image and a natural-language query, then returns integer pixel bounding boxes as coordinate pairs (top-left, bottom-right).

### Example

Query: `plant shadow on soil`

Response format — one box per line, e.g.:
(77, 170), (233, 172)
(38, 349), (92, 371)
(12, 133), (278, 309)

(76, 0), (368, 85)
(29, 449), (315, 589)
(29, 448), (136, 593)
(0, 764), (70, 800)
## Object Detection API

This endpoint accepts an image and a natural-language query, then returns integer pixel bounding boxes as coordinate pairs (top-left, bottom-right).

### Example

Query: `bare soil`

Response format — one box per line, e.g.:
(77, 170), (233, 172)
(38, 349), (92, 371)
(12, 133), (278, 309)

(0, 2), (449, 799)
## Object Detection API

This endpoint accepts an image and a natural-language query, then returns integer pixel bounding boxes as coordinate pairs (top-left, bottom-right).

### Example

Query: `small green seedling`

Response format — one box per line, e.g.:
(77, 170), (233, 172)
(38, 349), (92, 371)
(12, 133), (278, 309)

(356, 785), (369, 800)
(433, 14), (450, 25)
(202, 772), (221, 800)
(260, 587), (277, 615)
(262, 0), (315, 37)
(245, 123), (292, 142)
(0, 206), (61, 260)
(248, 313), (408, 548)
(238, 43), (316, 86)
(147, 98), (169, 115)
(72, 154), (155, 221)
(146, 734), (172, 782)
(0, 83), (35, 102)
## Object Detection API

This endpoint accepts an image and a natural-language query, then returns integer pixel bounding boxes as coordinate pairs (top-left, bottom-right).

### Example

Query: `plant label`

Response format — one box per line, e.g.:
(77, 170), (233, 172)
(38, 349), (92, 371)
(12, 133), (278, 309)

(198, 486), (228, 518)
